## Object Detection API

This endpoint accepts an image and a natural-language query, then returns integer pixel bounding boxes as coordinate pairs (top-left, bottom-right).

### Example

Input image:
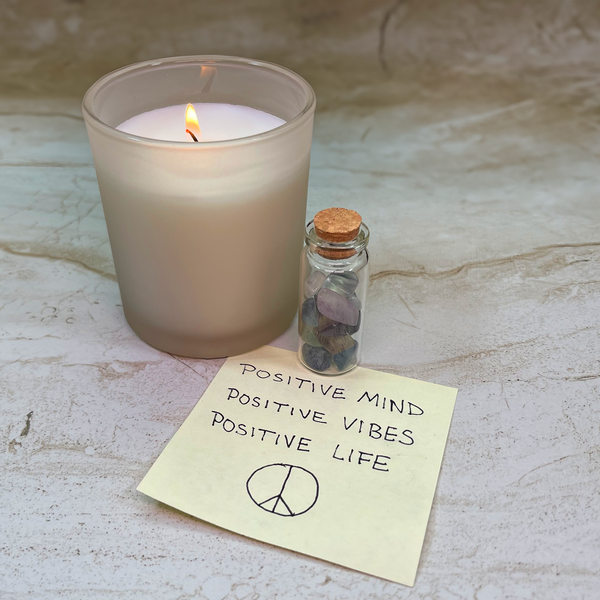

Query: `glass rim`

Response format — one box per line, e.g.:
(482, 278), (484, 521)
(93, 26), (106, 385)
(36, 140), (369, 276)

(81, 55), (316, 149)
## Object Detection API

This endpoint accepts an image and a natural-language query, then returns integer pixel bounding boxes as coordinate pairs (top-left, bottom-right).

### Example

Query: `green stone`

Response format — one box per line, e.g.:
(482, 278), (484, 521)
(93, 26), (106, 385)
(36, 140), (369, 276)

(322, 271), (359, 297)
(300, 324), (322, 347)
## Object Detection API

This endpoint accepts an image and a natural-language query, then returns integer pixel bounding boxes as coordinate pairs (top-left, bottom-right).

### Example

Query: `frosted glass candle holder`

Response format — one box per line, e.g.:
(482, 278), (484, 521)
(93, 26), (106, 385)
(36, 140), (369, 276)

(82, 56), (315, 358)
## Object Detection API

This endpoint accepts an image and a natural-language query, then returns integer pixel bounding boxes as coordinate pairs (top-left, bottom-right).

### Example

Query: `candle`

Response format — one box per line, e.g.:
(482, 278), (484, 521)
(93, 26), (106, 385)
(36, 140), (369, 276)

(117, 103), (286, 142)
(82, 56), (315, 359)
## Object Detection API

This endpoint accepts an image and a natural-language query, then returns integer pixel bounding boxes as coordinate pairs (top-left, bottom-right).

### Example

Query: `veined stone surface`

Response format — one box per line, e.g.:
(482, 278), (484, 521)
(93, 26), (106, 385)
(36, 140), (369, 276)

(1, 1), (600, 599)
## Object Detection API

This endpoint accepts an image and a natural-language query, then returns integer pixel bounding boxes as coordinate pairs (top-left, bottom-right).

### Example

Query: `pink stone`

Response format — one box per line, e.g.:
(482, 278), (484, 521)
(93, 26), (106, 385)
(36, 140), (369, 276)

(316, 288), (359, 326)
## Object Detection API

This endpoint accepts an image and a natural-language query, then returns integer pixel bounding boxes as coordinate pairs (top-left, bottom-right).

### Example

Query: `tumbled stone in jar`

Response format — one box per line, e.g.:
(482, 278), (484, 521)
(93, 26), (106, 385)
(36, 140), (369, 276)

(300, 324), (322, 347)
(304, 270), (326, 298)
(301, 297), (319, 328)
(302, 343), (332, 372)
(317, 288), (359, 326)
(318, 333), (356, 355)
(322, 271), (359, 297)
(317, 314), (348, 337)
(334, 343), (358, 370)
(347, 310), (362, 335)
(348, 293), (362, 310)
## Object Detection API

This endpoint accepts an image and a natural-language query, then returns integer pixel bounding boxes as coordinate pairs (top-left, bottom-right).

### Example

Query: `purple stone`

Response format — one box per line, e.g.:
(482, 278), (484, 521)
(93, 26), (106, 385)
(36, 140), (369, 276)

(302, 343), (332, 372)
(304, 270), (326, 298)
(317, 288), (359, 326)
(301, 297), (319, 328)
(348, 293), (362, 310)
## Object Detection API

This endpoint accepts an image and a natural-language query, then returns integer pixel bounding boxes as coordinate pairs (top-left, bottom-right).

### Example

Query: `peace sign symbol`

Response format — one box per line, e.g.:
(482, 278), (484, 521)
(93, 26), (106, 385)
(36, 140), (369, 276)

(246, 463), (319, 517)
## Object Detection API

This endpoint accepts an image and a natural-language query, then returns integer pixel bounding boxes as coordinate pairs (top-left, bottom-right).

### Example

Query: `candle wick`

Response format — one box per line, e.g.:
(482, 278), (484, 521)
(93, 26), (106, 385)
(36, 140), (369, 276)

(186, 129), (199, 142)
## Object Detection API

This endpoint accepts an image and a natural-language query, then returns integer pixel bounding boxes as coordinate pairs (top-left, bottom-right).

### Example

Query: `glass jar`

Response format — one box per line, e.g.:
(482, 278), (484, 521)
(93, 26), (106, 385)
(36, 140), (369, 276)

(298, 209), (370, 375)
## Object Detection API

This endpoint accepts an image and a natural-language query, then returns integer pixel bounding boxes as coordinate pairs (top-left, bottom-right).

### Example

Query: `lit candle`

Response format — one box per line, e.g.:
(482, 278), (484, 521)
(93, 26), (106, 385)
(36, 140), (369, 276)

(117, 103), (285, 142)
(82, 56), (315, 359)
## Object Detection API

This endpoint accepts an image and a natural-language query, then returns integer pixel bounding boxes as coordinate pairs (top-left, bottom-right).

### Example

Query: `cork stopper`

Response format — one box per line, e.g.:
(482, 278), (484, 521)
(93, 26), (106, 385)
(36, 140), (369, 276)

(314, 208), (362, 243)
(313, 208), (362, 259)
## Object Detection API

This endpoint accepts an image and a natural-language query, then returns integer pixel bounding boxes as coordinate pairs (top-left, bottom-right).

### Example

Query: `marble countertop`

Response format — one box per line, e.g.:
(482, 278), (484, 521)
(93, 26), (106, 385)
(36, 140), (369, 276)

(1, 2), (600, 599)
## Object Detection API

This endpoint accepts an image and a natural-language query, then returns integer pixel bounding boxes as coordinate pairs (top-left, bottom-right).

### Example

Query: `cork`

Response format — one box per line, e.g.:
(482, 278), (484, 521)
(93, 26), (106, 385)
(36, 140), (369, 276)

(314, 208), (362, 243)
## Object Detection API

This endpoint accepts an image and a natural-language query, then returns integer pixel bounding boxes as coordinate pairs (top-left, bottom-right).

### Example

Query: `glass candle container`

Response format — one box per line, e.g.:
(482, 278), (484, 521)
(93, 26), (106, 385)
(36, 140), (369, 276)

(82, 56), (315, 358)
(298, 208), (370, 375)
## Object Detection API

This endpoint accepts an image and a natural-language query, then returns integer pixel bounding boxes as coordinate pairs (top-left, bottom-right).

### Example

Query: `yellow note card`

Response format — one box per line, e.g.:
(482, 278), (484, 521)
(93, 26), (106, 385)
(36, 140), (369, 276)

(138, 346), (457, 586)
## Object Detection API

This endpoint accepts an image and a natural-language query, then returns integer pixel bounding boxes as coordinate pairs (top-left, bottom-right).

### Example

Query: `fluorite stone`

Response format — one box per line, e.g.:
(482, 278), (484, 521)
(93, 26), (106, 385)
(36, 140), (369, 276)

(320, 311), (362, 337)
(302, 343), (332, 372)
(322, 272), (359, 297)
(317, 314), (349, 337)
(348, 293), (362, 310)
(301, 297), (319, 328)
(334, 343), (358, 371)
(304, 270), (326, 298)
(301, 268), (364, 373)
(317, 288), (359, 326)
(300, 324), (322, 347)
(347, 310), (362, 335)
(318, 333), (355, 355)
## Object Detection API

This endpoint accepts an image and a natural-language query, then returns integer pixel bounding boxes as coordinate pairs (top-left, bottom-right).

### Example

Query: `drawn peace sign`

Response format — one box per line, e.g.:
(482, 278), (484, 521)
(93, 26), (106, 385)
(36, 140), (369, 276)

(246, 463), (319, 517)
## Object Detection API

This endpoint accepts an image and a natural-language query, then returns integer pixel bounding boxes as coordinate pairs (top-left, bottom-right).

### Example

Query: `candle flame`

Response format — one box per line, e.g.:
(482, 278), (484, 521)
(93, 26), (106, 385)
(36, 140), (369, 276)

(185, 103), (201, 141)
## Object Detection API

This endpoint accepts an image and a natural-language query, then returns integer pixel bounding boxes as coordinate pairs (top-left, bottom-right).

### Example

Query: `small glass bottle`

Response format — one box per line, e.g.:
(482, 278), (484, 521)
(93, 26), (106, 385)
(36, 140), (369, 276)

(298, 208), (370, 375)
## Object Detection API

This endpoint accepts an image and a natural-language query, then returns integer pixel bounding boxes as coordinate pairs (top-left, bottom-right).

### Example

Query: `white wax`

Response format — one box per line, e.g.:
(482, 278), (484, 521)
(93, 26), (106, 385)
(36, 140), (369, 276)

(117, 103), (286, 142)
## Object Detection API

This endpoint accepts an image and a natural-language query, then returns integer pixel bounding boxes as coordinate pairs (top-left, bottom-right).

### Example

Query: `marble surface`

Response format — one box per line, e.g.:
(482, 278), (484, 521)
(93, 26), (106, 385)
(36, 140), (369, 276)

(1, 1), (600, 599)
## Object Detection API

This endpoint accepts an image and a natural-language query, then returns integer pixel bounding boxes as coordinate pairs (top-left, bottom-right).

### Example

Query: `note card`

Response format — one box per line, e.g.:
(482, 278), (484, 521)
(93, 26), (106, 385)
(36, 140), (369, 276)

(138, 346), (457, 586)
